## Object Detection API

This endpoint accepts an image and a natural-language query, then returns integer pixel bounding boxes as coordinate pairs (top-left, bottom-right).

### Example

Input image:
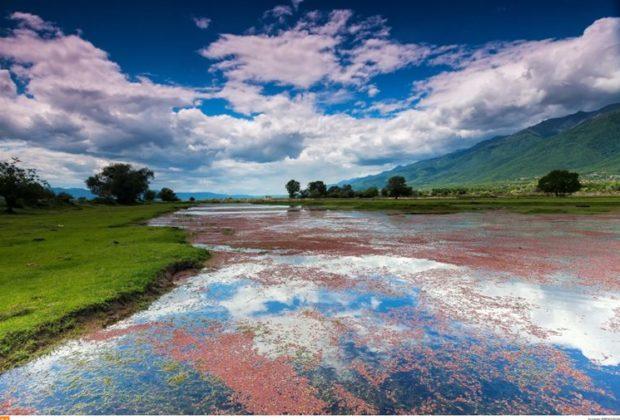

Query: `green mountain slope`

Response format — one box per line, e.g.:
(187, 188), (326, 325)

(342, 103), (620, 189)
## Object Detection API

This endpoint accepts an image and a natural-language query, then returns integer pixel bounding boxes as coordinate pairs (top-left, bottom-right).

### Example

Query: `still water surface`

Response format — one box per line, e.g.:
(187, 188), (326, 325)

(1, 204), (619, 414)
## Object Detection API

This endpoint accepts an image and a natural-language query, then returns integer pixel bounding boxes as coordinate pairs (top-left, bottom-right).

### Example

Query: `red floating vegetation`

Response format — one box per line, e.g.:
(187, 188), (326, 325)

(332, 384), (378, 414)
(0, 399), (36, 415)
(86, 323), (155, 342)
(158, 328), (328, 414)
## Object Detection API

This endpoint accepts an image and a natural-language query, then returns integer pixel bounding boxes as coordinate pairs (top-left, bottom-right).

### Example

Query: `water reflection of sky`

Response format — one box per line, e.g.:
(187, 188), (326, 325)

(1, 205), (619, 414)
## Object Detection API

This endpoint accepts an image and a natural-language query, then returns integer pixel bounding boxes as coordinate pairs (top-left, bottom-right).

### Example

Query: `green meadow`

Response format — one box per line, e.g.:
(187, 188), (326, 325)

(0, 203), (207, 371)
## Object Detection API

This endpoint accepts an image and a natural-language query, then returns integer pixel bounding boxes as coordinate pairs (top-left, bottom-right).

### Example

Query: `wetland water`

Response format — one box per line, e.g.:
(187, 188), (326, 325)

(1, 204), (619, 414)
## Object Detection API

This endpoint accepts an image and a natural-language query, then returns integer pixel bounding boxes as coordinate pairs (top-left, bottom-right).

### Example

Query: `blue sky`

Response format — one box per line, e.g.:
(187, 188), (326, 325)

(0, 0), (619, 193)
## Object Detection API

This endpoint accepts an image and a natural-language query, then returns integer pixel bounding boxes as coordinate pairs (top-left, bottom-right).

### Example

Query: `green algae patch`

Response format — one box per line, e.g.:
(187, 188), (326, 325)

(0, 203), (208, 372)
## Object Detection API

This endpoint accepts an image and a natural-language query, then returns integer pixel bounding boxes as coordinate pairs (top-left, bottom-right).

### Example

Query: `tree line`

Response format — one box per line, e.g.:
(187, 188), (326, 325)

(0, 156), (585, 213)
(286, 176), (415, 199)
(0, 159), (184, 212)
(285, 170), (583, 199)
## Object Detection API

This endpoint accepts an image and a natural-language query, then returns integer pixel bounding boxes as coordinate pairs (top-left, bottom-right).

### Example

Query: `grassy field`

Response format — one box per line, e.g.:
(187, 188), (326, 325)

(252, 196), (620, 214)
(0, 203), (207, 372)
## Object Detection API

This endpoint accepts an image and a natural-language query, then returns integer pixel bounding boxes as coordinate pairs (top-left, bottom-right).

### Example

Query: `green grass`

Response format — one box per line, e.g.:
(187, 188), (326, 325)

(0, 203), (207, 371)
(253, 196), (620, 214)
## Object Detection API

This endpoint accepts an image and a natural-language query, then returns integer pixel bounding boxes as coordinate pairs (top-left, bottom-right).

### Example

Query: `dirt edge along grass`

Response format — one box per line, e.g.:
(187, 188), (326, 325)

(0, 203), (209, 373)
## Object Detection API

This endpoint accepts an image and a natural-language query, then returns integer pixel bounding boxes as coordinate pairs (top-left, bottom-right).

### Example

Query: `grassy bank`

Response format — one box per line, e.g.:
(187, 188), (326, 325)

(252, 196), (620, 214)
(0, 203), (207, 372)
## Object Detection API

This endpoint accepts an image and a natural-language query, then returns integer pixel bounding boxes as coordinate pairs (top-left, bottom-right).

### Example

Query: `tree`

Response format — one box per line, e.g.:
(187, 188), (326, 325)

(340, 184), (355, 198)
(307, 181), (327, 198)
(158, 187), (179, 202)
(327, 184), (355, 198)
(143, 189), (157, 201)
(0, 158), (52, 213)
(189, 196), (196, 202)
(537, 170), (582, 196)
(285, 179), (301, 198)
(86, 163), (153, 204)
(55, 192), (74, 204)
(358, 186), (379, 198)
(384, 176), (413, 199)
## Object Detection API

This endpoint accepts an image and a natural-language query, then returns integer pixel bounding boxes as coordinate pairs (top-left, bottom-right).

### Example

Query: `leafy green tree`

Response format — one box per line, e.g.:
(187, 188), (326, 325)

(384, 176), (413, 199)
(358, 186), (379, 198)
(86, 163), (154, 204)
(158, 187), (179, 202)
(143, 189), (157, 201)
(327, 185), (342, 198)
(307, 180), (327, 198)
(0, 158), (52, 213)
(537, 170), (582, 196)
(286, 179), (301, 198)
(326, 184), (355, 198)
(340, 184), (355, 198)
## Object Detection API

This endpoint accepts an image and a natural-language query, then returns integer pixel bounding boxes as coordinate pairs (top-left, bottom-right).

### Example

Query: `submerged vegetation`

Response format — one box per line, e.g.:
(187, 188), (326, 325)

(0, 203), (207, 372)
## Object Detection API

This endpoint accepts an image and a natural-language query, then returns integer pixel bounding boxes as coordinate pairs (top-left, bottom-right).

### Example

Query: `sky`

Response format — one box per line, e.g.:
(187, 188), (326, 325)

(0, 0), (619, 194)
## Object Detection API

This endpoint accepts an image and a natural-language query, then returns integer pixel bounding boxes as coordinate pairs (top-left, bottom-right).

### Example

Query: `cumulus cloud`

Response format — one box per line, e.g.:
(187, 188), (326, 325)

(9, 11), (59, 33)
(0, 10), (619, 194)
(264, 5), (293, 21)
(201, 9), (430, 89)
(414, 17), (620, 132)
(193, 16), (211, 30)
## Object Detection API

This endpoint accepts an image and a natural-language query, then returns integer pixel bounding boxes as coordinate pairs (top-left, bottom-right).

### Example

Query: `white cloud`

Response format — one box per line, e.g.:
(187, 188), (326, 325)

(9, 11), (59, 33)
(264, 5), (293, 21)
(201, 9), (430, 89)
(414, 18), (620, 132)
(0, 11), (619, 194)
(193, 16), (211, 30)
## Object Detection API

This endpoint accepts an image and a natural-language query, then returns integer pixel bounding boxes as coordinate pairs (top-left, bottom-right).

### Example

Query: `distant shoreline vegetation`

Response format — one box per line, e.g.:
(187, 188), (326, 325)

(283, 171), (619, 201)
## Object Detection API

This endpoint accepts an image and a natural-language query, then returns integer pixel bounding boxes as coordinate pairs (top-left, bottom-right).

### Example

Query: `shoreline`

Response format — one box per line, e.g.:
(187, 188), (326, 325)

(0, 205), (209, 374)
(248, 196), (620, 215)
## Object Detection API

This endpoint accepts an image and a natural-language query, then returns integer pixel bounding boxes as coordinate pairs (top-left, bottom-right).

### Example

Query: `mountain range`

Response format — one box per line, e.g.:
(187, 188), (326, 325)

(339, 103), (620, 190)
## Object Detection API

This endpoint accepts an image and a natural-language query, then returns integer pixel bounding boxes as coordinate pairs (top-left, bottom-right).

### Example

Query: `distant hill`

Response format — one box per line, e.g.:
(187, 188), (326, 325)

(52, 187), (96, 199)
(340, 103), (620, 190)
(175, 192), (256, 200)
(51, 187), (256, 200)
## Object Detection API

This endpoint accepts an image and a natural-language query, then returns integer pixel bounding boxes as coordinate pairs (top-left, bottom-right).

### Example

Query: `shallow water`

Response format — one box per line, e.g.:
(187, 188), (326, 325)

(1, 205), (619, 414)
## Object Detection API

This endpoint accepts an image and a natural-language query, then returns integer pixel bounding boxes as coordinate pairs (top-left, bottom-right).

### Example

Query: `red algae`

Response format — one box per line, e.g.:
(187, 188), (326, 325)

(86, 323), (155, 342)
(158, 329), (328, 414)
(332, 384), (378, 414)
(0, 399), (36, 415)
(139, 207), (620, 414)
